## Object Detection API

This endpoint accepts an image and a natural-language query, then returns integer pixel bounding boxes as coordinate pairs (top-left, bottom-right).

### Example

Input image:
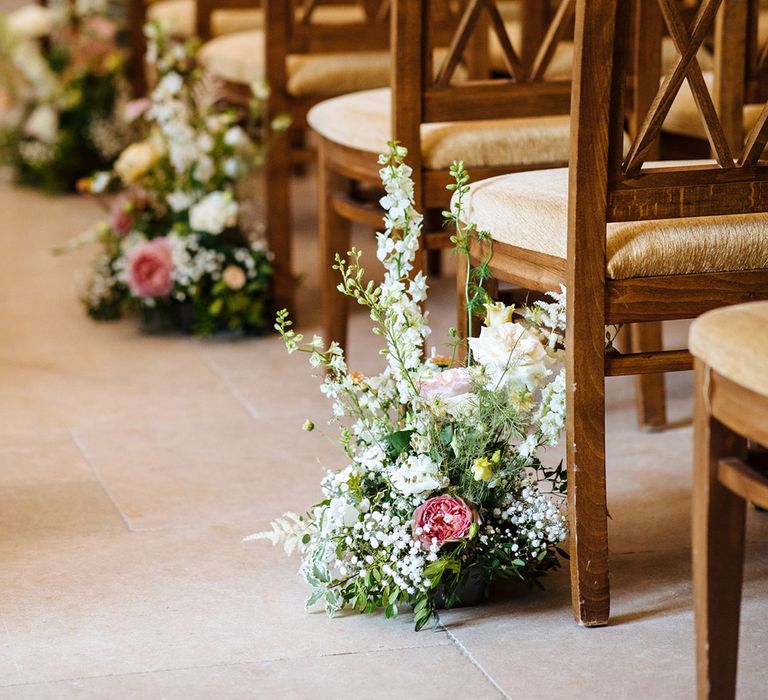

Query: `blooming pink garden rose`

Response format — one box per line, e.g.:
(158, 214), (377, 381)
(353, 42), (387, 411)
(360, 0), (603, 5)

(413, 495), (475, 547)
(127, 239), (174, 298)
(419, 367), (473, 402)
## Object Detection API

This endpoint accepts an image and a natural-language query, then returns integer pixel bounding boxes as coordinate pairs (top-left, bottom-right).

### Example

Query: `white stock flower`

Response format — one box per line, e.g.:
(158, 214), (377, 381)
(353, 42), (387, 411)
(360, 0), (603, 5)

(389, 454), (447, 496)
(23, 105), (58, 143)
(7, 5), (55, 39)
(189, 191), (238, 235)
(166, 190), (196, 212)
(194, 156), (215, 183)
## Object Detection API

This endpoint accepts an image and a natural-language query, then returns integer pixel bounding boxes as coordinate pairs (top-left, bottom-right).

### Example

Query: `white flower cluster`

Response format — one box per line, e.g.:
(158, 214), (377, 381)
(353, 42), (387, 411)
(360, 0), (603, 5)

(492, 484), (567, 558)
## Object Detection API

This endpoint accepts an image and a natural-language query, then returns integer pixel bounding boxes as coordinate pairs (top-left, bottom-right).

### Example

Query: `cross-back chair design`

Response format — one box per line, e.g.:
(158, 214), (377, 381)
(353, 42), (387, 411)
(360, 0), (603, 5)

(197, 0), (392, 316)
(310, 0), (580, 353)
(457, 0), (768, 626)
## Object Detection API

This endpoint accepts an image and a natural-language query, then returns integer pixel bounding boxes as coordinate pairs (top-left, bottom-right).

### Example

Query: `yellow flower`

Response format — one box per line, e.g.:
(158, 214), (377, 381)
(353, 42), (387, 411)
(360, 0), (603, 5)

(114, 141), (161, 185)
(484, 301), (514, 327)
(471, 457), (493, 482)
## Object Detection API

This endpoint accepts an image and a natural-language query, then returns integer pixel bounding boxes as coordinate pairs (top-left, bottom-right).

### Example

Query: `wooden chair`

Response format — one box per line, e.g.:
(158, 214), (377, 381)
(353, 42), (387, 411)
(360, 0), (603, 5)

(456, 0), (768, 626)
(146, 0), (263, 40)
(690, 301), (768, 700)
(197, 1), (392, 317)
(310, 0), (578, 353)
(662, 0), (768, 156)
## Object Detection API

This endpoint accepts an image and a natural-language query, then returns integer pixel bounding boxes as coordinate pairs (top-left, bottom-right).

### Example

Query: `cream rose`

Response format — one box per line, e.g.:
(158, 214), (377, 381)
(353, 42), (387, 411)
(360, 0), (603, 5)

(114, 141), (160, 185)
(469, 321), (552, 393)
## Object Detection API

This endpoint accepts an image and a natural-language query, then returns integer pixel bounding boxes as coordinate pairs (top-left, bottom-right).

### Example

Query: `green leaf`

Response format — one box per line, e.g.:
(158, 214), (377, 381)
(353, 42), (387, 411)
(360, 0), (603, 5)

(385, 429), (415, 461)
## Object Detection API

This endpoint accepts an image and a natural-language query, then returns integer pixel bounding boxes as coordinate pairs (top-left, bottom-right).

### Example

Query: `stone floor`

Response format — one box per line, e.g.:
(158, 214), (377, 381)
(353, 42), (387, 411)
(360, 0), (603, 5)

(1, 162), (768, 700)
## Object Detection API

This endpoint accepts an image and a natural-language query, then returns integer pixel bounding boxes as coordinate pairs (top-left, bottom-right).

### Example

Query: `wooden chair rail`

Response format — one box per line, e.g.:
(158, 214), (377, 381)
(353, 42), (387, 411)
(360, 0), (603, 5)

(605, 270), (768, 324)
(331, 193), (384, 228)
(718, 457), (768, 510)
(605, 348), (692, 376)
(708, 369), (768, 448)
(289, 24), (390, 53)
(423, 80), (572, 122)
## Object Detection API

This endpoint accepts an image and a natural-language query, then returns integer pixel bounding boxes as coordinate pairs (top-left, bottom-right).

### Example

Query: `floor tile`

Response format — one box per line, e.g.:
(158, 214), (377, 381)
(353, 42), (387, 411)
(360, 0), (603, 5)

(0, 645), (500, 700)
(0, 526), (450, 686)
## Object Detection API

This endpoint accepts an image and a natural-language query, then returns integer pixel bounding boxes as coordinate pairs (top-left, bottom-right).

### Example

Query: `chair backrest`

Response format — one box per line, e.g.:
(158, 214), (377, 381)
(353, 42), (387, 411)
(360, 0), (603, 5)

(262, 0), (392, 115)
(575, 0), (768, 230)
(391, 0), (576, 194)
(196, 0), (266, 41)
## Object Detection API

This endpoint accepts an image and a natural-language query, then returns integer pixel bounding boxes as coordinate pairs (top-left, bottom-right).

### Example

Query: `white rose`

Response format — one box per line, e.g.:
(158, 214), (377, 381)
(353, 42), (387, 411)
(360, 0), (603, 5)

(7, 5), (55, 39)
(469, 321), (553, 393)
(389, 454), (447, 496)
(189, 191), (238, 235)
(114, 141), (161, 184)
(23, 105), (58, 143)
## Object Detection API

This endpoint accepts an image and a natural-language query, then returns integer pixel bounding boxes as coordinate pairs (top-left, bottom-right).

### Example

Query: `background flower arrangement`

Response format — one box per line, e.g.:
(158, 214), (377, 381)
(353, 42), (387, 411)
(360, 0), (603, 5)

(0, 1), (131, 192)
(67, 22), (288, 336)
(250, 144), (568, 630)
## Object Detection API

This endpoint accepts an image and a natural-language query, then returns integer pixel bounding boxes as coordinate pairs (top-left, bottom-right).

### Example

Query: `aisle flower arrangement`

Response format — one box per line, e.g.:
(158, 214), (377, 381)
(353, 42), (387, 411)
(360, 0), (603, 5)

(68, 23), (285, 336)
(0, 2), (130, 192)
(250, 144), (568, 630)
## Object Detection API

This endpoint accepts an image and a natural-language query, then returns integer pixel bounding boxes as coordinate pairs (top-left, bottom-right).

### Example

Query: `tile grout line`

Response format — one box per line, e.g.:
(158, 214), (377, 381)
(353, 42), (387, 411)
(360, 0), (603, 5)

(0, 642), (451, 689)
(193, 343), (263, 422)
(68, 429), (134, 533)
(439, 621), (511, 700)
(0, 608), (23, 682)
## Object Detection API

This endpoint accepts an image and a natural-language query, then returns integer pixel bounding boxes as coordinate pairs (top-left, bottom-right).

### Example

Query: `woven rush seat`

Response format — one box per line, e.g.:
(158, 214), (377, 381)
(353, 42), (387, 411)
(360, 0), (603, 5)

(308, 87), (572, 170)
(147, 0), (263, 38)
(689, 301), (768, 398)
(200, 29), (389, 97)
(458, 165), (768, 279)
(664, 71), (766, 139)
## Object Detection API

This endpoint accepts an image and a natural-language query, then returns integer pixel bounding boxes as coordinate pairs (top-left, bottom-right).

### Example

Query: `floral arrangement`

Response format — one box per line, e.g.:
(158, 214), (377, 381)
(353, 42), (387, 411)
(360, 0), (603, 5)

(0, 1), (131, 192)
(249, 144), (568, 630)
(66, 23), (287, 336)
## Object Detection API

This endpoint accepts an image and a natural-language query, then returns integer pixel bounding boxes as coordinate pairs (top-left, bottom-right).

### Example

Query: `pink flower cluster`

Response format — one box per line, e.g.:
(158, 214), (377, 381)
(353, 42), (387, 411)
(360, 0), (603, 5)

(413, 495), (475, 547)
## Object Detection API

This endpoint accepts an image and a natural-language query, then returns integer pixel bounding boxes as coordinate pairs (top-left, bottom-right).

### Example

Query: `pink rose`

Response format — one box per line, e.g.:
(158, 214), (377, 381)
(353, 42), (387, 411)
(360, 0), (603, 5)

(127, 239), (174, 298)
(419, 367), (473, 401)
(413, 495), (476, 547)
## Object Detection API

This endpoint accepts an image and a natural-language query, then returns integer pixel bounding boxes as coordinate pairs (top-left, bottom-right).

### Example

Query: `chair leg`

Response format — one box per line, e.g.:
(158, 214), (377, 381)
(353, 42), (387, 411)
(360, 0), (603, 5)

(318, 151), (351, 349)
(693, 362), (747, 700)
(427, 249), (443, 277)
(629, 322), (667, 430)
(265, 132), (294, 320)
(566, 299), (610, 626)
